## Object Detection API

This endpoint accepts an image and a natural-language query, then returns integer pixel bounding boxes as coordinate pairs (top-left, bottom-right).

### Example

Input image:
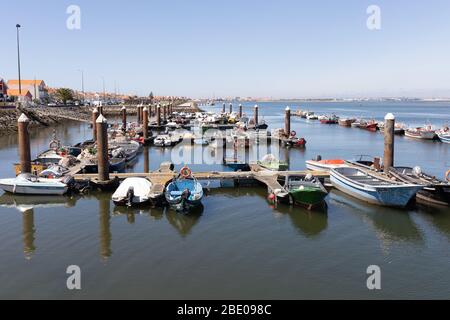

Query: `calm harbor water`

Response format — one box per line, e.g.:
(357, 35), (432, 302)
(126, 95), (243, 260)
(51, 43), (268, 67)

(0, 101), (449, 299)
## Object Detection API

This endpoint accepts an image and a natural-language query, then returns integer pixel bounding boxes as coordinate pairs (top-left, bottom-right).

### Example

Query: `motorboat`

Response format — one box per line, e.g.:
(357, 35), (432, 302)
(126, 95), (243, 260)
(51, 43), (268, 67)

(405, 126), (437, 140)
(0, 173), (71, 195)
(165, 167), (203, 211)
(284, 174), (328, 210)
(112, 177), (153, 206)
(257, 154), (288, 171)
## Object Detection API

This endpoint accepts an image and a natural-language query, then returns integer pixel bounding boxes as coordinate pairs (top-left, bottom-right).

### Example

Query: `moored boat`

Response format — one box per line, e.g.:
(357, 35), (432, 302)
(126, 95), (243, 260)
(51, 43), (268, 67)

(0, 173), (71, 195)
(388, 166), (450, 206)
(305, 157), (347, 172)
(257, 154), (288, 171)
(284, 174), (328, 210)
(338, 118), (356, 127)
(112, 177), (153, 206)
(436, 126), (450, 143)
(330, 166), (423, 207)
(405, 126), (437, 140)
(165, 167), (204, 212)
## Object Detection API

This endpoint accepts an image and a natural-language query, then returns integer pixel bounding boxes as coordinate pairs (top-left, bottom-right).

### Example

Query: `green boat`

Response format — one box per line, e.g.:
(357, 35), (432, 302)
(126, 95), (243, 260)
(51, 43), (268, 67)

(257, 154), (289, 171)
(284, 175), (328, 210)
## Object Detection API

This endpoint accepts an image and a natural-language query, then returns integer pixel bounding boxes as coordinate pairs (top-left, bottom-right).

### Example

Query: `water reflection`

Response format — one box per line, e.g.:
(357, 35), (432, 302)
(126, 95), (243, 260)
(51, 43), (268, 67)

(165, 205), (204, 237)
(417, 204), (450, 240)
(329, 190), (423, 246)
(22, 209), (36, 259)
(98, 194), (112, 260)
(208, 188), (328, 237)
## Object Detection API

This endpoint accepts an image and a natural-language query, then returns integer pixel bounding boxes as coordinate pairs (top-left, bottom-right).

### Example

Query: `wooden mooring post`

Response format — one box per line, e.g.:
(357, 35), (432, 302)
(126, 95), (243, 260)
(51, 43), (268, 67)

(285, 106), (291, 136)
(18, 113), (31, 174)
(143, 106), (149, 140)
(96, 114), (109, 182)
(254, 105), (259, 125)
(92, 107), (99, 141)
(156, 105), (161, 126)
(137, 105), (142, 124)
(222, 103), (226, 113)
(384, 113), (395, 172)
(121, 105), (127, 131)
(239, 104), (243, 118)
(229, 103), (233, 114)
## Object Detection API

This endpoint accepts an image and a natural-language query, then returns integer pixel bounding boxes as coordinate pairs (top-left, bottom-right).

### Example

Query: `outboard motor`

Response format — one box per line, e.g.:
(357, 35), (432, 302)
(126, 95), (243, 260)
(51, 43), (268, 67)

(126, 186), (135, 207)
(413, 166), (422, 177)
(316, 155), (322, 161)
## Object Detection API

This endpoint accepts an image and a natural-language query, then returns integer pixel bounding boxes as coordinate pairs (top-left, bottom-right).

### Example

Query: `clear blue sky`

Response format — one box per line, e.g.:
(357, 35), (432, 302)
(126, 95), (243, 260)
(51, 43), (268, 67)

(2, 0), (450, 98)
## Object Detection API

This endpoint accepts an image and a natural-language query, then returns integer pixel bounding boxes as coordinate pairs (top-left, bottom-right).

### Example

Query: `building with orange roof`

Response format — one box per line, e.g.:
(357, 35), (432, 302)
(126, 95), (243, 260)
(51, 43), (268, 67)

(7, 89), (33, 102)
(7, 79), (48, 101)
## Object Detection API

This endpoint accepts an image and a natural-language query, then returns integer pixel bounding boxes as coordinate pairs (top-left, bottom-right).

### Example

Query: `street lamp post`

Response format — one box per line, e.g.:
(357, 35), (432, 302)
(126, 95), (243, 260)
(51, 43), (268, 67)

(78, 69), (85, 104)
(102, 77), (106, 103)
(16, 24), (22, 95)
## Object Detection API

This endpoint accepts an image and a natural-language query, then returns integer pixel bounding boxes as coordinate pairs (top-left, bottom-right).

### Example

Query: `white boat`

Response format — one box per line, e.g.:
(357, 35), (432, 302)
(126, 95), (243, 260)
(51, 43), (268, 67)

(112, 177), (153, 206)
(305, 158), (347, 172)
(436, 126), (450, 144)
(330, 166), (423, 207)
(0, 173), (69, 195)
(39, 164), (69, 178)
(306, 113), (318, 120)
(405, 126), (437, 140)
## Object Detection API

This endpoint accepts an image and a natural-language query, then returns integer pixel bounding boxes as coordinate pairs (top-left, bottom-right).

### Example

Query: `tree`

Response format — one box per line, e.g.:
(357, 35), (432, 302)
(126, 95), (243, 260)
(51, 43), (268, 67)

(55, 88), (74, 105)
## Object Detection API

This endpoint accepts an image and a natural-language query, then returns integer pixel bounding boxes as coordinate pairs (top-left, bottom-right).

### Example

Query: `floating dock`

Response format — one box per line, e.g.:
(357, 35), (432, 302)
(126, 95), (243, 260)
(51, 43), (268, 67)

(73, 162), (329, 201)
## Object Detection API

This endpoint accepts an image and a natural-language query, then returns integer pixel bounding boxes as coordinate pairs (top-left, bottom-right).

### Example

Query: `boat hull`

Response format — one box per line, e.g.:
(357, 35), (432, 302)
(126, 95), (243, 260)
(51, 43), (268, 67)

(289, 188), (327, 208)
(0, 182), (67, 195)
(437, 133), (450, 144)
(330, 169), (422, 207)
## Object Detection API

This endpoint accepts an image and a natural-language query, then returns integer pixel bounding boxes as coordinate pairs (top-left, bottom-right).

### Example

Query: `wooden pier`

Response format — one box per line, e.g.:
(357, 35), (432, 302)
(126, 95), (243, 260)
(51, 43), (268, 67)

(73, 162), (329, 201)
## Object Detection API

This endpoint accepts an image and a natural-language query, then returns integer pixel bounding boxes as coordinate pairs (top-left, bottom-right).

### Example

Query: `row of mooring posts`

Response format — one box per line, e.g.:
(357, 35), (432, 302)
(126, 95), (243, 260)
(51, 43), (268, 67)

(16, 109), (395, 186)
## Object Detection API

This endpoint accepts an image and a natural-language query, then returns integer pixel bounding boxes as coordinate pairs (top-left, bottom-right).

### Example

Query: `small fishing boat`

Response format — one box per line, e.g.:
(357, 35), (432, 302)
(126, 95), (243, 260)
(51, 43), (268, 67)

(359, 119), (378, 132)
(351, 121), (361, 128)
(165, 167), (203, 211)
(284, 174), (328, 210)
(223, 158), (250, 171)
(39, 164), (69, 178)
(194, 138), (209, 145)
(405, 126), (437, 140)
(153, 135), (173, 147)
(320, 115), (339, 124)
(330, 166), (423, 207)
(305, 157), (347, 172)
(388, 166), (450, 206)
(112, 177), (153, 206)
(0, 173), (71, 195)
(79, 157), (126, 174)
(257, 154), (288, 171)
(338, 118), (356, 127)
(378, 122), (406, 135)
(306, 113), (318, 120)
(436, 126), (450, 144)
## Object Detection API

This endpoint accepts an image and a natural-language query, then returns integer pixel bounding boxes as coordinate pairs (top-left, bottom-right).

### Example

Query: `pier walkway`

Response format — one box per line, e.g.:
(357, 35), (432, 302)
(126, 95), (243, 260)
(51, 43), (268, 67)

(73, 163), (329, 200)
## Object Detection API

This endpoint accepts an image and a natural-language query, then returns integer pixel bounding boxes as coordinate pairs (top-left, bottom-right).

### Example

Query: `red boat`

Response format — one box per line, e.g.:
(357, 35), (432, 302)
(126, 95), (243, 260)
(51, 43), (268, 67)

(359, 120), (378, 132)
(320, 115), (339, 124)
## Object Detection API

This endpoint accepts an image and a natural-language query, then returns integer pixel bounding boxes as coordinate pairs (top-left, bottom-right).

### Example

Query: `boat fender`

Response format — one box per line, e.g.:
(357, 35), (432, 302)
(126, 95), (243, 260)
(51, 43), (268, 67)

(267, 193), (276, 204)
(446, 170), (450, 182)
(180, 166), (192, 178)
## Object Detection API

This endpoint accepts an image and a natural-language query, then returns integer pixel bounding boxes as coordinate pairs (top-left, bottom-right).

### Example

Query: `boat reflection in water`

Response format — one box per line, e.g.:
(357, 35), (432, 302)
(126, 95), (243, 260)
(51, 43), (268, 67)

(329, 189), (423, 247)
(0, 193), (78, 259)
(208, 187), (328, 238)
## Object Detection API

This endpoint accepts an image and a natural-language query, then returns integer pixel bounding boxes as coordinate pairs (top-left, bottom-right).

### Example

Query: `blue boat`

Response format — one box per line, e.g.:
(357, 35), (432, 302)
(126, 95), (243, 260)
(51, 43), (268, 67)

(330, 166), (423, 208)
(165, 167), (203, 211)
(223, 158), (250, 171)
